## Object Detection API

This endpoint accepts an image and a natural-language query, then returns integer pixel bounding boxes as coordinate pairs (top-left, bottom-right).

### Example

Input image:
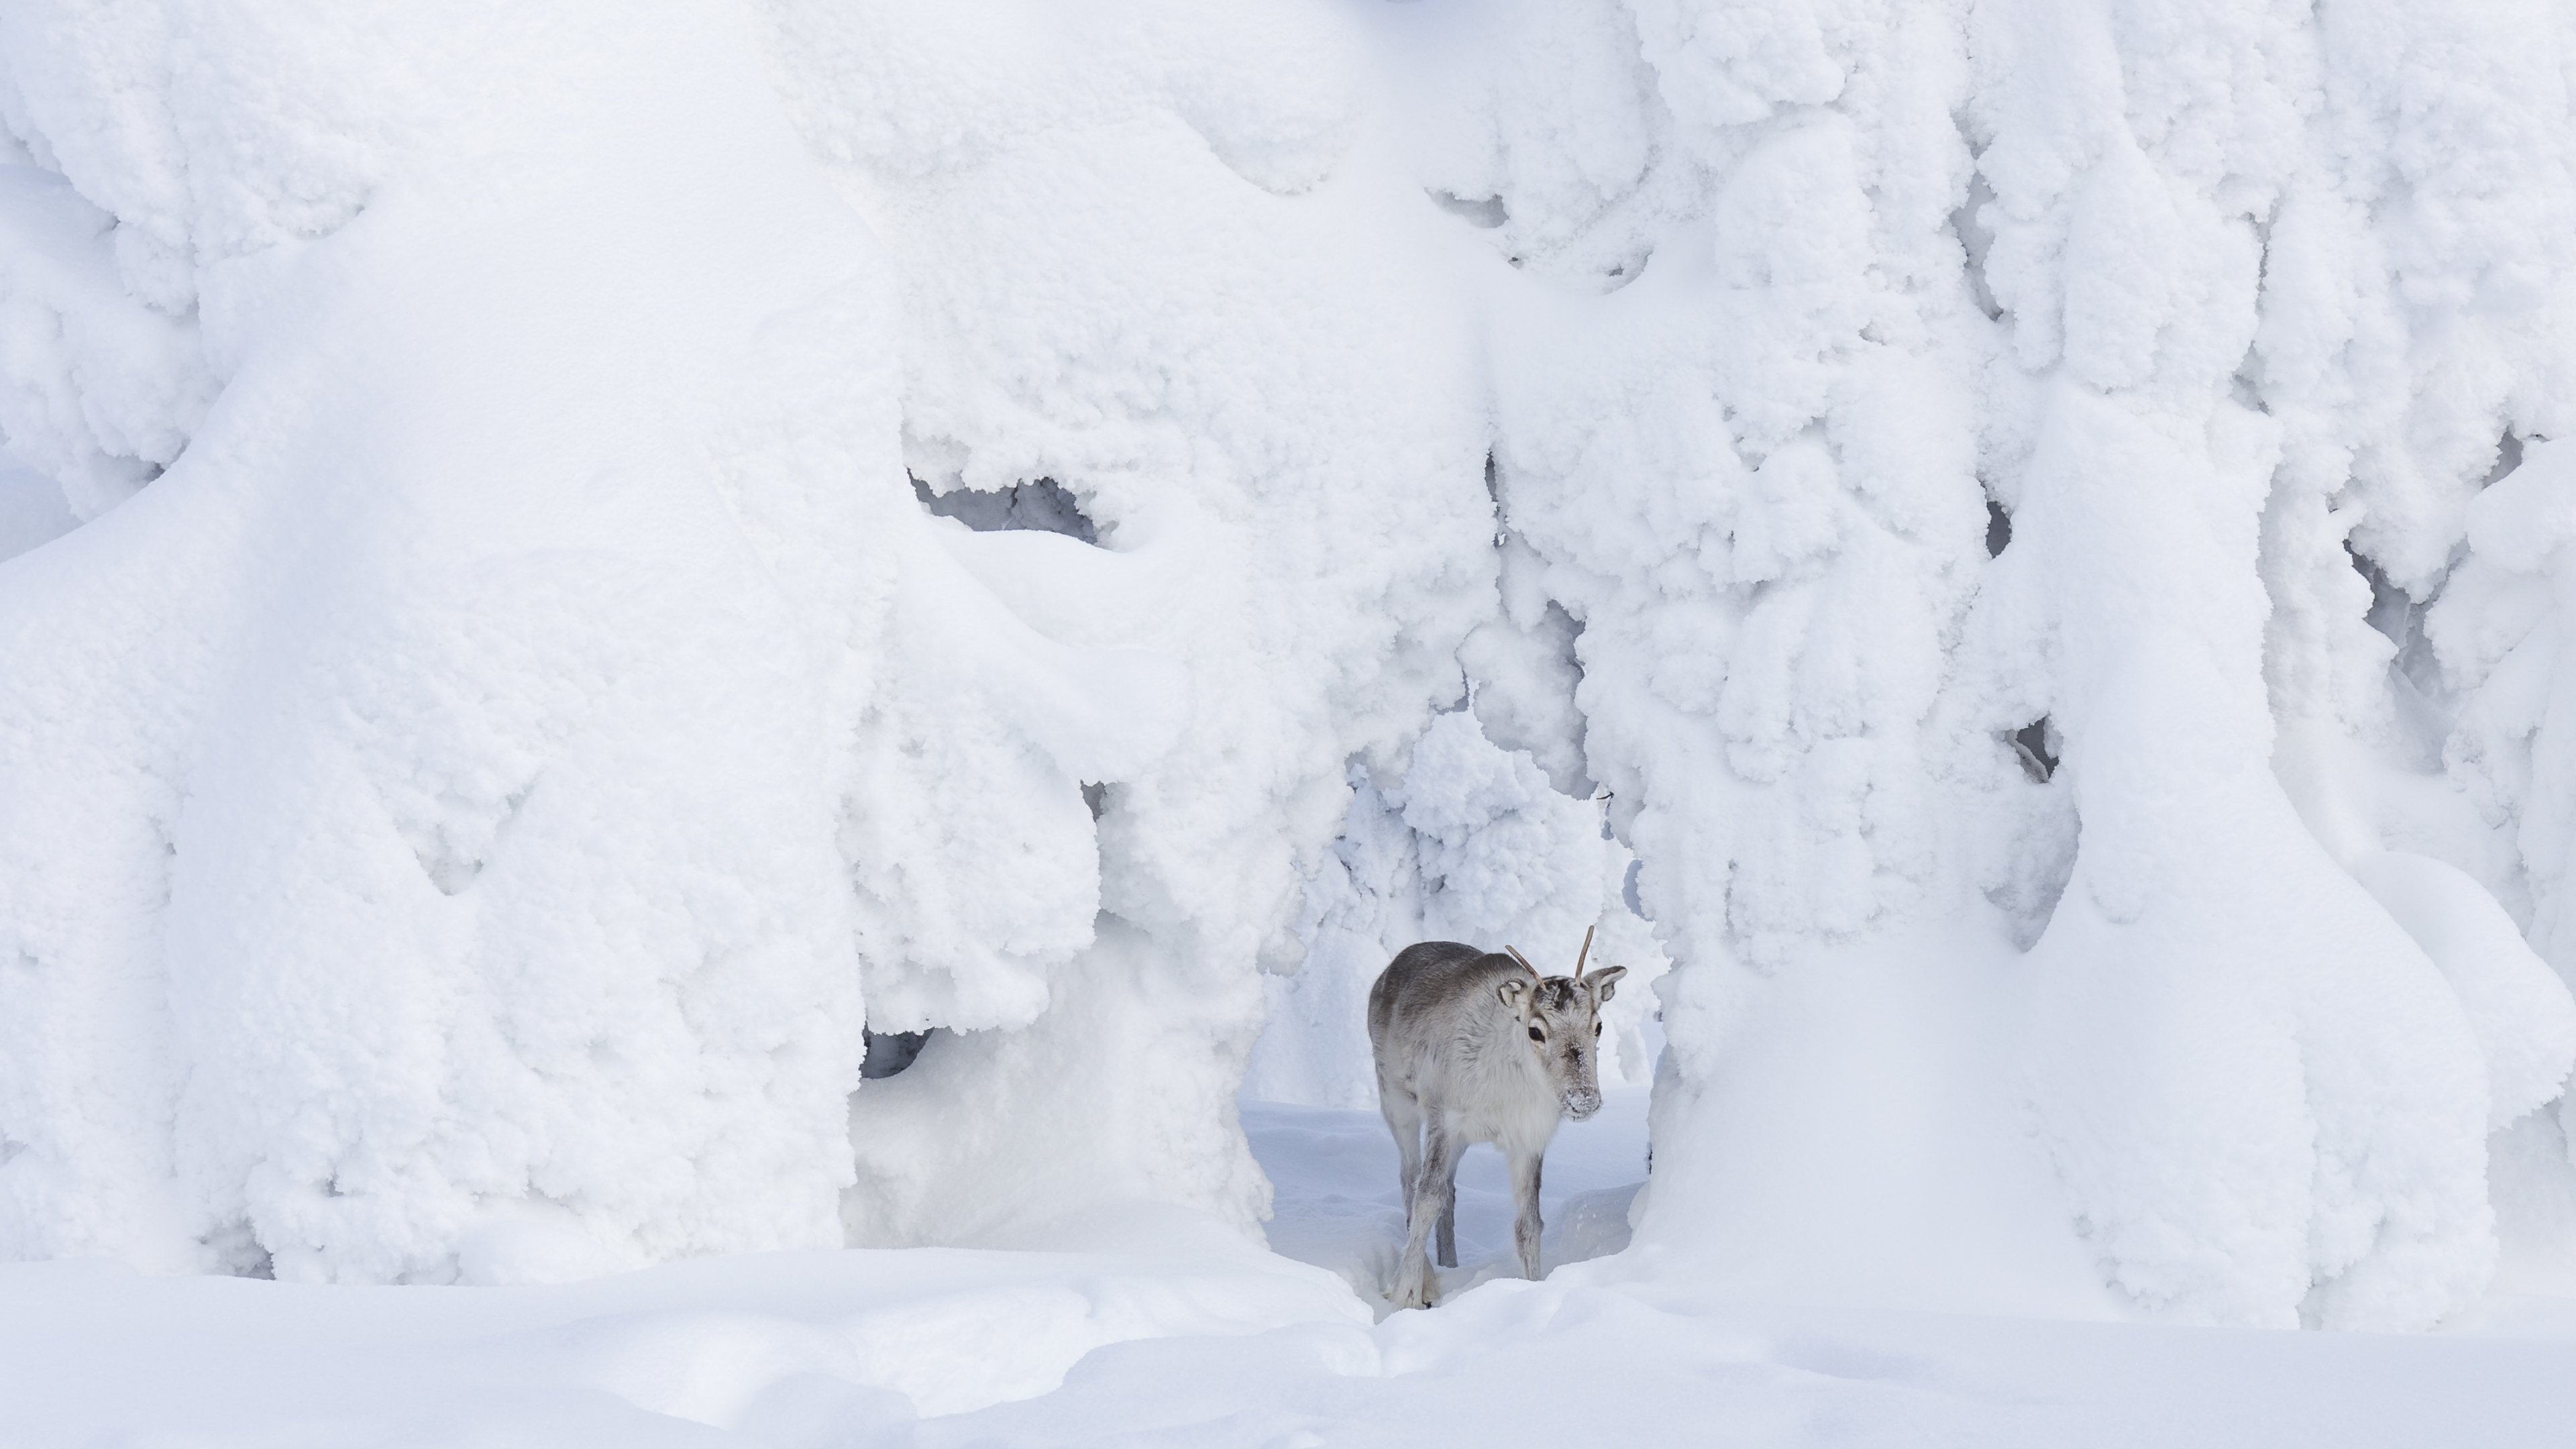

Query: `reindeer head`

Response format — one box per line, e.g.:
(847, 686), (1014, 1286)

(1496, 926), (1627, 1121)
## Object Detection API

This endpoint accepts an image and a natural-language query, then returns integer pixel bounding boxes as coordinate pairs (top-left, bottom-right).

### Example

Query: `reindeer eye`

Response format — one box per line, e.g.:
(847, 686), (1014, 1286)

(1527, 1025), (1544, 1042)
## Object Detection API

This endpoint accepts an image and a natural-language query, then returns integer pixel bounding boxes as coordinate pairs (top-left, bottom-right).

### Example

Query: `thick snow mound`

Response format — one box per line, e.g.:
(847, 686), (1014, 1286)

(0, 1), (907, 1279)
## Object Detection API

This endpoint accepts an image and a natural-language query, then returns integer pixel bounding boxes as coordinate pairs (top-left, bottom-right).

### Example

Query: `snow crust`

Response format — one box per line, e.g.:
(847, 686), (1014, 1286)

(4, 0), (2576, 1340)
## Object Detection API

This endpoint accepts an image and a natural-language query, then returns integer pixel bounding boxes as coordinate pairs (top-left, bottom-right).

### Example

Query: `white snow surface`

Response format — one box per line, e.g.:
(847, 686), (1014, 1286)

(9, 1094), (2576, 1446)
(6, 0), (2576, 1412)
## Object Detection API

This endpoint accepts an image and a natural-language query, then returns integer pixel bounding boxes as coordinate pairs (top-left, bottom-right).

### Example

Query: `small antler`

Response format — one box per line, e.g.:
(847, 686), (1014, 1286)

(1505, 945), (1535, 973)
(1574, 922), (1595, 976)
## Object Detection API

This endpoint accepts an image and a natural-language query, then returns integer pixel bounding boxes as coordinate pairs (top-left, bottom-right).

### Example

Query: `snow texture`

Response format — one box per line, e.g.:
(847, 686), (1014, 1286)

(3, 0), (2576, 1340)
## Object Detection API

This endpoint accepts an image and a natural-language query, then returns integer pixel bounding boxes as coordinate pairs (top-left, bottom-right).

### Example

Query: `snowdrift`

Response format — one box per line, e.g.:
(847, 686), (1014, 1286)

(4, 0), (2576, 1332)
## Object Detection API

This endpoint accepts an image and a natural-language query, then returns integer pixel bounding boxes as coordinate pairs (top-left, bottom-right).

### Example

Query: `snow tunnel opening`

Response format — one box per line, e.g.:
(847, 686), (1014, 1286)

(860, 1028), (933, 1080)
(912, 473), (1099, 545)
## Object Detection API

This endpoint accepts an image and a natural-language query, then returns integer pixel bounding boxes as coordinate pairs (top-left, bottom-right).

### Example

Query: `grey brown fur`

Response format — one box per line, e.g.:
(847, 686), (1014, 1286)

(1367, 934), (1625, 1309)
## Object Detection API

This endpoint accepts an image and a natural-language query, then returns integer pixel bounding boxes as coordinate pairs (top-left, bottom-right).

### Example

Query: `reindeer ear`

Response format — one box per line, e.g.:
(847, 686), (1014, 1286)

(1584, 965), (1627, 1004)
(1497, 977), (1529, 1017)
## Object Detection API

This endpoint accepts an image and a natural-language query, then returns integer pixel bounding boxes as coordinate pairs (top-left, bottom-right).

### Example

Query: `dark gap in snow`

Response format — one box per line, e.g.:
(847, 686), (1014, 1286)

(1484, 451), (1503, 546)
(912, 473), (1098, 545)
(2230, 348), (2269, 413)
(203, 1220), (274, 1280)
(1984, 496), (2012, 557)
(1538, 600), (1598, 800)
(2483, 429), (2524, 488)
(2353, 541), (2415, 647)
(2008, 719), (2057, 782)
(1621, 858), (1644, 916)
(1428, 189), (1509, 229)
(2347, 541), (2449, 755)
(861, 1028), (932, 1080)
(1081, 782), (1108, 820)
(1951, 170), (2003, 323)
(1596, 244), (1653, 292)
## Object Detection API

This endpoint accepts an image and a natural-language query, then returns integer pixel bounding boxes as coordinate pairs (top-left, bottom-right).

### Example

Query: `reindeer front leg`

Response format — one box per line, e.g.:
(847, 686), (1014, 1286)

(1393, 1120), (1462, 1309)
(1509, 1147), (1544, 1281)
(1436, 1148), (1460, 1268)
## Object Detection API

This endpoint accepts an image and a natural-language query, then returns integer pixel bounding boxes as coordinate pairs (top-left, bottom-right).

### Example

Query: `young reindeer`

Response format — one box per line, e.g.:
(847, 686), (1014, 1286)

(1367, 925), (1625, 1309)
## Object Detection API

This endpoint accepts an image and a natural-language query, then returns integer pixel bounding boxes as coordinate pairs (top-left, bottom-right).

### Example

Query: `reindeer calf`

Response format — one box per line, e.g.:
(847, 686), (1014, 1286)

(1366, 929), (1624, 1309)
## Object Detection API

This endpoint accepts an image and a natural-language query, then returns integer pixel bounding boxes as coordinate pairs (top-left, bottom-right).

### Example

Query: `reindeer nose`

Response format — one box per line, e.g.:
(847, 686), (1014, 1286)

(1564, 1089), (1602, 1120)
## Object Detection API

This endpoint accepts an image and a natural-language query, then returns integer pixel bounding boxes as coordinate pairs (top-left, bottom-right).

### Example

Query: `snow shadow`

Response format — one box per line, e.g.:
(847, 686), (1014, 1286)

(1242, 1087), (1650, 1317)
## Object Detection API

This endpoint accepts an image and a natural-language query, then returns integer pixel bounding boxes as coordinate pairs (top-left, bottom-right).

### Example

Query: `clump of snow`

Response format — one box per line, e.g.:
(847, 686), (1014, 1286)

(2349, 851), (2576, 1132)
(0, 2), (916, 1279)
(2435, 440), (2576, 979)
(0, 162), (211, 523)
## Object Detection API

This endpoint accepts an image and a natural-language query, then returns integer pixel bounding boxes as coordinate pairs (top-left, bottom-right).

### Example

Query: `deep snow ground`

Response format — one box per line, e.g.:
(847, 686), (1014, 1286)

(10, 1091), (2576, 1447)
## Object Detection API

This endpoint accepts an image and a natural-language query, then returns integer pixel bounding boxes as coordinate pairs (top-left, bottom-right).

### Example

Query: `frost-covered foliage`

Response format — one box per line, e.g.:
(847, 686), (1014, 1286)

(6, 0), (2576, 1332)
(775, 0), (1495, 1247)
(1967, 0), (2576, 1329)
(1245, 711), (1667, 1110)
(0, 0), (1489, 1279)
(0, 0), (912, 1281)
(1385, 0), (2576, 1331)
